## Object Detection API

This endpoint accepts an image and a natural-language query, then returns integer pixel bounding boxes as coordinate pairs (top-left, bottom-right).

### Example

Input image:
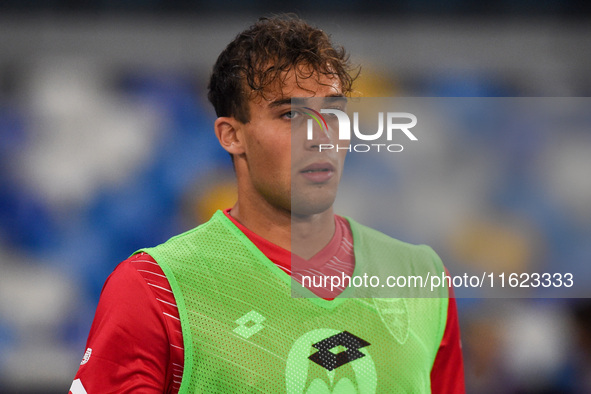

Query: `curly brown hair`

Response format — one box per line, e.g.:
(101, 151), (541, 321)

(207, 14), (358, 123)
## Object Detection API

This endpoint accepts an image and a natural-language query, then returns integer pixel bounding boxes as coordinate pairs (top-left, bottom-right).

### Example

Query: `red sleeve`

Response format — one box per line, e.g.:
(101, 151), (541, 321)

(430, 287), (466, 394)
(70, 255), (171, 393)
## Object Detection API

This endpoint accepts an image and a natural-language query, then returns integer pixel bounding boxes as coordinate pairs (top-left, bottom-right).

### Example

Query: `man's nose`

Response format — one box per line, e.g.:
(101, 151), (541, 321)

(304, 119), (333, 151)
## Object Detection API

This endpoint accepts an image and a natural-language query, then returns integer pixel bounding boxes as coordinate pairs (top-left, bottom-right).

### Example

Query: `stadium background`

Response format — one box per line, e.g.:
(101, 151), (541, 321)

(0, 2), (590, 392)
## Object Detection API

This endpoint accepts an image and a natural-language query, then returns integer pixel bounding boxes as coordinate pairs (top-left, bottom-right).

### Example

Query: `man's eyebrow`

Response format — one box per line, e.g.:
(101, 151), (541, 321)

(269, 94), (347, 108)
(322, 95), (347, 106)
(269, 98), (293, 108)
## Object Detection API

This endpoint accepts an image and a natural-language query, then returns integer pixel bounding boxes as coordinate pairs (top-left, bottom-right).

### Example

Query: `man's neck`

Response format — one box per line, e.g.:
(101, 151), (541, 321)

(291, 211), (336, 259)
(229, 200), (336, 260)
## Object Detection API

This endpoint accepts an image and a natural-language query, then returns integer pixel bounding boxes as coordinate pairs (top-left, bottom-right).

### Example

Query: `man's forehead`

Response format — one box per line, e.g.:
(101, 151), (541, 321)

(289, 96), (347, 107)
(249, 66), (343, 106)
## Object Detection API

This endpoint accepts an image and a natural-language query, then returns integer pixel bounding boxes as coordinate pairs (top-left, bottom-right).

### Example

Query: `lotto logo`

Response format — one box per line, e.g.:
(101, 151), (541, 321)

(308, 331), (371, 371)
(233, 310), (266, 339)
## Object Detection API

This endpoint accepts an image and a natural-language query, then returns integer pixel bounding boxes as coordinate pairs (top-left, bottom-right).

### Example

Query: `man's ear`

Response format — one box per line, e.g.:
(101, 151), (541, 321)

(214, 117), (245, 155)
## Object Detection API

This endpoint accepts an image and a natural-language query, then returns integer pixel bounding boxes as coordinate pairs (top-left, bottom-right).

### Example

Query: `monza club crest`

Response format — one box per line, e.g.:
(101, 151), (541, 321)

(372, 298), (410, 345)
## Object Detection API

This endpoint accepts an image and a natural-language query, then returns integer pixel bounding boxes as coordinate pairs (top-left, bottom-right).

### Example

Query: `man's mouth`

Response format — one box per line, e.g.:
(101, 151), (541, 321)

(299, 162), (335, 183)
(301, 162), (335, 172)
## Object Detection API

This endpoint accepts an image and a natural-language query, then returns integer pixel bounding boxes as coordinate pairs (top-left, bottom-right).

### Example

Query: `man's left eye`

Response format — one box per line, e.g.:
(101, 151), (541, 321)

(283, 111), (300, 119)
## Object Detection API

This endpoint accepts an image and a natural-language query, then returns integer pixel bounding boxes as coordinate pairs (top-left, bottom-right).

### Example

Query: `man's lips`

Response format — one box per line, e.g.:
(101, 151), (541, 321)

(299, 162), (335, 183)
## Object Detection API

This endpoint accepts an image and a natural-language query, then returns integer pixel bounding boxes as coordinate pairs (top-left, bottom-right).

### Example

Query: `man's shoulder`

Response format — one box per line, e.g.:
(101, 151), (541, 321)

(346, 217), (436, 253)
(104, 253), (164, 295)
(344, 216), (444, 271)
(140, 210), (231, 252)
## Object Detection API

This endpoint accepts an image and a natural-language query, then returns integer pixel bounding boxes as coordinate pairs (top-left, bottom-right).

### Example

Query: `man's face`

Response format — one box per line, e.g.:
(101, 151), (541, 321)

(239, 66), (346, 217)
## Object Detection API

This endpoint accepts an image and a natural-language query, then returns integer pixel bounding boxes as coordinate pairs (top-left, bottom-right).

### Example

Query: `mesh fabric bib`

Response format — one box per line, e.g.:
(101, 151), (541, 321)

(140, 211), (448, 393)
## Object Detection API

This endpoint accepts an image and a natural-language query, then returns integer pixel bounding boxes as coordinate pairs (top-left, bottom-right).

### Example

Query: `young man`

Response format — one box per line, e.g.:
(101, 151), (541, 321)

(70, 15), (464, 393)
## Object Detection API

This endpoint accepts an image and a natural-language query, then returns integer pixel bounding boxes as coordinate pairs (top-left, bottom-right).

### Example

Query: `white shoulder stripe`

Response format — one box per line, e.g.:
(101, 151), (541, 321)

(156, 298), (177, 307)
(163, 312), (180, 321)
(133, 259), (160, 265)
(137, 269), (167, 279)
(147, 283), (173, 293)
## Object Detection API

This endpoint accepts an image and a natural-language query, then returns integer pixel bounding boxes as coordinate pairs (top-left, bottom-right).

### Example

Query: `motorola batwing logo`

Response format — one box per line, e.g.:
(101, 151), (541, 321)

(286, 328), (377, 393)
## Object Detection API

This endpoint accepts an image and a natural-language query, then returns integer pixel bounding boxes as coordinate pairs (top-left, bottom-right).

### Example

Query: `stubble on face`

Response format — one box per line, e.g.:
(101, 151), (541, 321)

(237, 65), (345, 221)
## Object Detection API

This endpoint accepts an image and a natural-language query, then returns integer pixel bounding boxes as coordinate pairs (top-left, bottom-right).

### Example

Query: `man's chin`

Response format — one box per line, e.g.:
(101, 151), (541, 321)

(290, 198), (336, 218)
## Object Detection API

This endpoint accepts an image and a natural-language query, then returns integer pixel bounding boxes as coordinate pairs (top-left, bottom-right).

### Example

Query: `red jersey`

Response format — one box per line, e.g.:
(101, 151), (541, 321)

(70, 212), (464, 393)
